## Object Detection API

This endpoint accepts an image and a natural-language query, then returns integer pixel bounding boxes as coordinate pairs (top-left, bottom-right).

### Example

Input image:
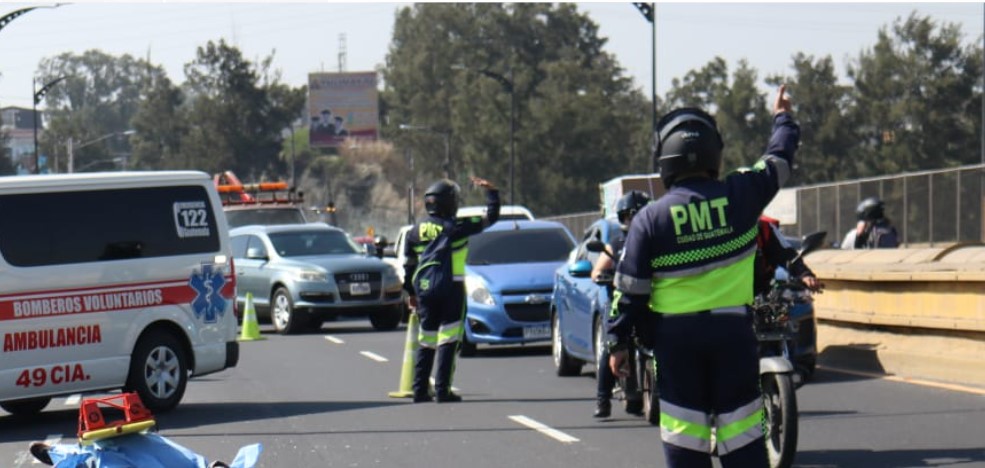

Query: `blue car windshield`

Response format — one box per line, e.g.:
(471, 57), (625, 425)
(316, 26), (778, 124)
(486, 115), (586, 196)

(268, 231), (361, 257)
(467, 228), (574, 265)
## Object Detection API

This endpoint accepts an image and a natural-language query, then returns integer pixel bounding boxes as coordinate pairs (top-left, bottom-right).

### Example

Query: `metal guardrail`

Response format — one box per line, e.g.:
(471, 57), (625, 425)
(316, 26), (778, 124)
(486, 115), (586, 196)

(788, 164), (985, 247)
(549, 165), (985, 248)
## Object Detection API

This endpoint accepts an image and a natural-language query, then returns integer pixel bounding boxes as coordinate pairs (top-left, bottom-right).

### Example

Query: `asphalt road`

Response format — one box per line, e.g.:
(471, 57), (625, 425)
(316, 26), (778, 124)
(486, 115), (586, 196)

(2, 320), (984, 467)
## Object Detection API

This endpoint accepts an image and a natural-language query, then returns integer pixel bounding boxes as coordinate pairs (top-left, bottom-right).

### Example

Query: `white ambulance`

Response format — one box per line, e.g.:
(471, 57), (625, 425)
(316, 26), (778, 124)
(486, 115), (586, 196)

(0, 171), (239, 416)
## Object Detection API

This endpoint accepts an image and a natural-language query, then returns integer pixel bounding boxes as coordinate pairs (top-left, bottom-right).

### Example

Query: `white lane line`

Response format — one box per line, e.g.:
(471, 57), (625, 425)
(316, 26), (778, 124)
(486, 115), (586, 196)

(360, 351), (388, 362)
(64, 394), (81, 405)
(818, 365), (985, 396)
(324, 335), (345, 344)
(31, 435), (61, 465)
(508, 415), (580, 444)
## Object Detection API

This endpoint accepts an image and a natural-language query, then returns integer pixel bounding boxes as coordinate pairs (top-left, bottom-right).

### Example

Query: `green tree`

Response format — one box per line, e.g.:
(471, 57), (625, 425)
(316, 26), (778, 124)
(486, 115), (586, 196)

(383, 3), (651, 216)
(767, 53), (858, 185)
(663, 58), (772, 172)
(129, 74), (187, 170)
(181, 40), (305, 179)
(847, 12), (983, 175)
(35, 50), (162, 172)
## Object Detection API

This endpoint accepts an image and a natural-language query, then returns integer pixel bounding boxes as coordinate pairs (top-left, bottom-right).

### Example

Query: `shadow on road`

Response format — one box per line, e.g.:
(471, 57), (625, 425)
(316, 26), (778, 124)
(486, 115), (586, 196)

(795, 447), (985, 467)
(464, 344), (552, 359)
(817, 342), (886, 374)
(0, 400), (402, 443)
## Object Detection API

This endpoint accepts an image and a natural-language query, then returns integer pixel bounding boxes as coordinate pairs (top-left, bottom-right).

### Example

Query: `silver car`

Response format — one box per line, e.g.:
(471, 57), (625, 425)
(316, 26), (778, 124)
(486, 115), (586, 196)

(230, 223), (404, 334)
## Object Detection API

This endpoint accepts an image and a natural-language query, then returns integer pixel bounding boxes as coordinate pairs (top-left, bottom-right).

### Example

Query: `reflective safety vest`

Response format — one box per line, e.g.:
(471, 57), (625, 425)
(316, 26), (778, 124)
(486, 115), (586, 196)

(614, 112), (799, 315)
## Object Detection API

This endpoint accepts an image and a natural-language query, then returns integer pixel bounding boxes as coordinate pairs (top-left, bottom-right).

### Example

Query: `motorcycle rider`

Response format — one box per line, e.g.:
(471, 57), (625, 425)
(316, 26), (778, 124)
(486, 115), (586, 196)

(755, 215), (823, 296)
(608, 85), (800, 467)
(590, 190), (650, 418)
(403, 176), (500, 403)
(853, 197), (899, 249)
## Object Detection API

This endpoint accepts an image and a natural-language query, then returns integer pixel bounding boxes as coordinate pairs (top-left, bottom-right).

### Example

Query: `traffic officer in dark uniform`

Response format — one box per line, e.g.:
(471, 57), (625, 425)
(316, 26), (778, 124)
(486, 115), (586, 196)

(608, 85), (799, 467)
(403, 176), (499, 403)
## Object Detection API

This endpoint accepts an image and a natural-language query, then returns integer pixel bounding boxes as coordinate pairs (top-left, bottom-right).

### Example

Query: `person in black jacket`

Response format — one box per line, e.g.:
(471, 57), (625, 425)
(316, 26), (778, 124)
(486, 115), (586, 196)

(608, 86), (800, 467)
(755, 216), (822, 297)
(402, 176), (499, 403)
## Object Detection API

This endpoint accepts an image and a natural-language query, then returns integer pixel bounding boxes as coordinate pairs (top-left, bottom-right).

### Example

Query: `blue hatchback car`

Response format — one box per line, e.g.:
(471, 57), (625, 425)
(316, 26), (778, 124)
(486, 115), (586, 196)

(550, 219), (621, 375)
(460, 220), (576, 355)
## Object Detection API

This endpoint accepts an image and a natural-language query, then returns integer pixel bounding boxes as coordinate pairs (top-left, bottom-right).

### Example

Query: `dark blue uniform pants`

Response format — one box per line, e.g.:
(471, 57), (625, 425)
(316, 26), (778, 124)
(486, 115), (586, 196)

(655, 311), (768, 468)
(414, 282), (466, 397)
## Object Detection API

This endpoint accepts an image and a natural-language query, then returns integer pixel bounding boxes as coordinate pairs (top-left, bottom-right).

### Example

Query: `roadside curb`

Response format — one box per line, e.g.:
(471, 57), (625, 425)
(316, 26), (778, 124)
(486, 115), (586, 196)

(816, 322), (985, 392)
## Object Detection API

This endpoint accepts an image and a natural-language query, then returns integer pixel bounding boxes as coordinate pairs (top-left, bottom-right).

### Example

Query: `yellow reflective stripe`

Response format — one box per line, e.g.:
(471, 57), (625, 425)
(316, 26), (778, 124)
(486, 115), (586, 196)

(650, 254), (754, 313)
(716, 410), (765, 454)
(452, 247), (468, 275)
(418, 330), (438, 349)
(452, 238), (468, 248)
(660, 412), (712, 453)
(718, 408), (763, 442)
(438, 320), (464, 344)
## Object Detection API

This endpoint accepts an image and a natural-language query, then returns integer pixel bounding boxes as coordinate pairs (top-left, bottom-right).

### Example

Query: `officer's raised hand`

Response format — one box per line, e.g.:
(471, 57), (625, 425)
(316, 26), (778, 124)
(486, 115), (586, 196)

(470, 176), (497, 191)
(773, 84), (791, 115)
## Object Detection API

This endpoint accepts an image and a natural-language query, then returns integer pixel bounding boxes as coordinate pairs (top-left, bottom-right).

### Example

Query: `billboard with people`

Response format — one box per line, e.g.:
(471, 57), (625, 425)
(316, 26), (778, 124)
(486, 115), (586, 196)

(307, 72), (379, 147)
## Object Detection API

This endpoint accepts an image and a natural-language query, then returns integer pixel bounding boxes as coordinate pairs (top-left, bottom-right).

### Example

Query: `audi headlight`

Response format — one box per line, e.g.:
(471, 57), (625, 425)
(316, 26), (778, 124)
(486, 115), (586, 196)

(297, 270), (328, 282)
(465, 275), (495, 306)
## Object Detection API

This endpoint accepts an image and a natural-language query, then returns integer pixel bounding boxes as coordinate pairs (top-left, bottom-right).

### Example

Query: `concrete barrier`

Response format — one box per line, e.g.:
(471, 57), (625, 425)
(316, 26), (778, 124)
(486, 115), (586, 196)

(807, 245), (985, 332)
(805, 245), (985, 388)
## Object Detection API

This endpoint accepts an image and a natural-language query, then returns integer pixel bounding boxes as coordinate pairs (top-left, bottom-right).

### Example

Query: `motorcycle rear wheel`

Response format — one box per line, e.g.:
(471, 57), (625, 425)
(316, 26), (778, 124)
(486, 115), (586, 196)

(761, 372), (798, 468)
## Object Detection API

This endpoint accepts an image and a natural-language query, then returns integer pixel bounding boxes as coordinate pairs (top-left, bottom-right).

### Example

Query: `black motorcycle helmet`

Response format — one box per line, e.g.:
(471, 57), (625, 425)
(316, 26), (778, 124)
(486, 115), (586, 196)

(856, 196), (884, 221)
(424, 179), (461, 218)
(654, 107), (724, 189)
(616, 190), (650, 229)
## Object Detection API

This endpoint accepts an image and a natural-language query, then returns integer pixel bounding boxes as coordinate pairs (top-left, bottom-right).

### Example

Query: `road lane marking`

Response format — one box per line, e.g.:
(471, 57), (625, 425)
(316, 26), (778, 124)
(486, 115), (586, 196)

(508, 415), (580, 443)
(360, 351), (388, 362)
(64, 394), (81, 405)
(324, 335), (345, 344)
(818, 365), (985, 396)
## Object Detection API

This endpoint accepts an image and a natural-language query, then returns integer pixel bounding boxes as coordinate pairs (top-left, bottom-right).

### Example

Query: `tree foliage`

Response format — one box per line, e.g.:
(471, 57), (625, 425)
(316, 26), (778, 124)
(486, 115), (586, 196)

(383, 3), (651, 216)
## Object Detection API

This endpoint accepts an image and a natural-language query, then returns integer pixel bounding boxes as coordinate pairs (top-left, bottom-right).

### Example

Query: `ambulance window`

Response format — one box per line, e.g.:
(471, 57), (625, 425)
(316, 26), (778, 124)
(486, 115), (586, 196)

(0, 185), (220, 267)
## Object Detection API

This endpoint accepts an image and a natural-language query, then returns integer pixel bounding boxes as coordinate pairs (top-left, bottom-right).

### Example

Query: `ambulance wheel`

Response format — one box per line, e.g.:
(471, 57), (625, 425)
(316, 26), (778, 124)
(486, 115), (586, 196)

(126, 330), (188, 413)
(271, 287), (307, 334)
(0, 397), (51, 417)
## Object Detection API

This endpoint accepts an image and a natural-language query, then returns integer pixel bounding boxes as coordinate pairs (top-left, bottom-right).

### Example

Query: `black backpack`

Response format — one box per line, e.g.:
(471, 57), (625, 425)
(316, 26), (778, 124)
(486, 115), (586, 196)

(411, 224), (455, 302)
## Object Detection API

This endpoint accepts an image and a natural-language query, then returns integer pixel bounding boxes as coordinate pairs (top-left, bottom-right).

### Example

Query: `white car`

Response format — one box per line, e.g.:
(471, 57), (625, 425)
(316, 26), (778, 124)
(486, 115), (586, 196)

(457, 204), (534, 221)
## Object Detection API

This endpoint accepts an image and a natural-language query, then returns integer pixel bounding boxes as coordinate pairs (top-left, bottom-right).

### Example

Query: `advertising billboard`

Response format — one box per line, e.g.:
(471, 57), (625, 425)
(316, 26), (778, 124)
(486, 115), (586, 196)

(307, 72), (379, 147)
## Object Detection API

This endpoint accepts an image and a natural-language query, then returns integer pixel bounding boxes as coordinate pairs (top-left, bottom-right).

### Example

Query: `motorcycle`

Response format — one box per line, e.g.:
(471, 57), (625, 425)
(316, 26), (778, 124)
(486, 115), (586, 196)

(585, 240), (654, 421)
(753, 230), (826, 468)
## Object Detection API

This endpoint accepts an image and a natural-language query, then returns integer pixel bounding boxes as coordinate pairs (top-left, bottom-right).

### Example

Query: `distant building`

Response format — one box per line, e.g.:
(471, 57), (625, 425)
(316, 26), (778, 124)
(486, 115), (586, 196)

(1, 106), (41, 174)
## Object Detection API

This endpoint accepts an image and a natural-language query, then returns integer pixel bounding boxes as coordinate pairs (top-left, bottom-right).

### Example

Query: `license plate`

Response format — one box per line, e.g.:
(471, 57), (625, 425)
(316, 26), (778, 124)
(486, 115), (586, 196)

(523, 325), (551, 339)
(349, 282), (371, 295)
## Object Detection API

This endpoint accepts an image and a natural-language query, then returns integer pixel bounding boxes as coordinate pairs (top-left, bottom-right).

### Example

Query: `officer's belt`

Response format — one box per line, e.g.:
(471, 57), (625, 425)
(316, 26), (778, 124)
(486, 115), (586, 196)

(661, 306), (748, 317)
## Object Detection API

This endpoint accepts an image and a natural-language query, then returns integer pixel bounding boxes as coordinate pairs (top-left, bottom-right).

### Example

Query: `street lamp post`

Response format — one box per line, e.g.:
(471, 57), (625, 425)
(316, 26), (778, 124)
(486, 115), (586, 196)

(67, 130), (135, 173)
(32, 76), (66, 174)
(477, 69), (516, 206)
(399, 124), (451, 180)
(633, 2), (657, 171)
(0, 4), (62, 35)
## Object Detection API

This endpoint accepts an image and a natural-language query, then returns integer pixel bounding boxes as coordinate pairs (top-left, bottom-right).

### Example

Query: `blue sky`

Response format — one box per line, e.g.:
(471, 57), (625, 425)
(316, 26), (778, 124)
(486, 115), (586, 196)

(0, 2), (982, 109)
